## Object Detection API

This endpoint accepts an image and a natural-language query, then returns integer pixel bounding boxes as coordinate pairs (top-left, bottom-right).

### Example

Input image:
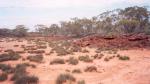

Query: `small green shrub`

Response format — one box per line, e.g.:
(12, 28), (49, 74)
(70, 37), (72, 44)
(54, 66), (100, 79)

(78, 55), (93, 63)
(84, 66), (97, 72)
(68, 57), (78, 65)
(56, 73), (76, 84)
(119, 56), (130, 60)
(50, 58), (65, 65)
(0, 73), (8, 81)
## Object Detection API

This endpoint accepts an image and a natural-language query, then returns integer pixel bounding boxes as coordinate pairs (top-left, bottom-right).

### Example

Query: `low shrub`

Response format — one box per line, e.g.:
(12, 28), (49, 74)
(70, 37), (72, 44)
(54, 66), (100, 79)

(104, 57), (109, 62)
(95, 49), (101, 53)
(0, 52), (21, 62)
(14, 45), (19, 47)
(11, 64), (27, 81)
(27, 50), (45, 54)
(0, 73), (8, 81)
(82, 49), (89, 53)
(15, 51), (26, 54)
(52, 47), (70, 56)
(4, 49), (14, 53)
(78, 55), (93, 63)
(84, 66), (97, 72)
(21, 63), (36, 68)
(50, 58), (65, 65)
(68, 57), (78, 65)
(56, 73), (76, 84)
(27, 55), (43, 63)
(77, 80), (85, 84)
(14, 75), (39, 84)
(70, 46), (82, 52)
(37, 45), (47, 49)
(119, 56), (130, 60)
(72, 69), (81, 73)
(93, 54), (104, 59)
(0, 64), (14, 73)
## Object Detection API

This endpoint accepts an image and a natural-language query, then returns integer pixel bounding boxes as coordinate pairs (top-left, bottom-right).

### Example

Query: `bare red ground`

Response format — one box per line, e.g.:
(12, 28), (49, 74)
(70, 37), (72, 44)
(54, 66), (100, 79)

(74, 34), (150, 49)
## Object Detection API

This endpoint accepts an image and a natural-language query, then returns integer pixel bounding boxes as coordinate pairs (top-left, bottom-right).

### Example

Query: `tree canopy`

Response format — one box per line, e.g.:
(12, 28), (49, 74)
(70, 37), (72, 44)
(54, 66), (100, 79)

(0, 6), (150, 37)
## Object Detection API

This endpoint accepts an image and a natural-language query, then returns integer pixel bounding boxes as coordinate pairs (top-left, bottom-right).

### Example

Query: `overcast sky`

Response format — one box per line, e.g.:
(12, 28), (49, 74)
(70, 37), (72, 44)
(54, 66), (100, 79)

(0, 0), (149, 30)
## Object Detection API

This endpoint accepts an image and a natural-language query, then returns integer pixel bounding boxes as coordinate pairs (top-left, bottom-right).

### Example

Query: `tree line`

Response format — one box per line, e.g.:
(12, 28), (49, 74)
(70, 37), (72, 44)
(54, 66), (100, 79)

(0, 6), (150, 37)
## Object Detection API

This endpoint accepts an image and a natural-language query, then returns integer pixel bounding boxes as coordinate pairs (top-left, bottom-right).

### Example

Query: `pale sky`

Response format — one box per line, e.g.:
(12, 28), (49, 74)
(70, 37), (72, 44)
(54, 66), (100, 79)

(0, 0), (149, 30)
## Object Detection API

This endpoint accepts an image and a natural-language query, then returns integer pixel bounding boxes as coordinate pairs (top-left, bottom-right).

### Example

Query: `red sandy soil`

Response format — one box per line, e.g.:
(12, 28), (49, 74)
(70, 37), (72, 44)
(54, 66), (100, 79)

(74, 34), (150, 49)
(0, 37), (150, 84)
